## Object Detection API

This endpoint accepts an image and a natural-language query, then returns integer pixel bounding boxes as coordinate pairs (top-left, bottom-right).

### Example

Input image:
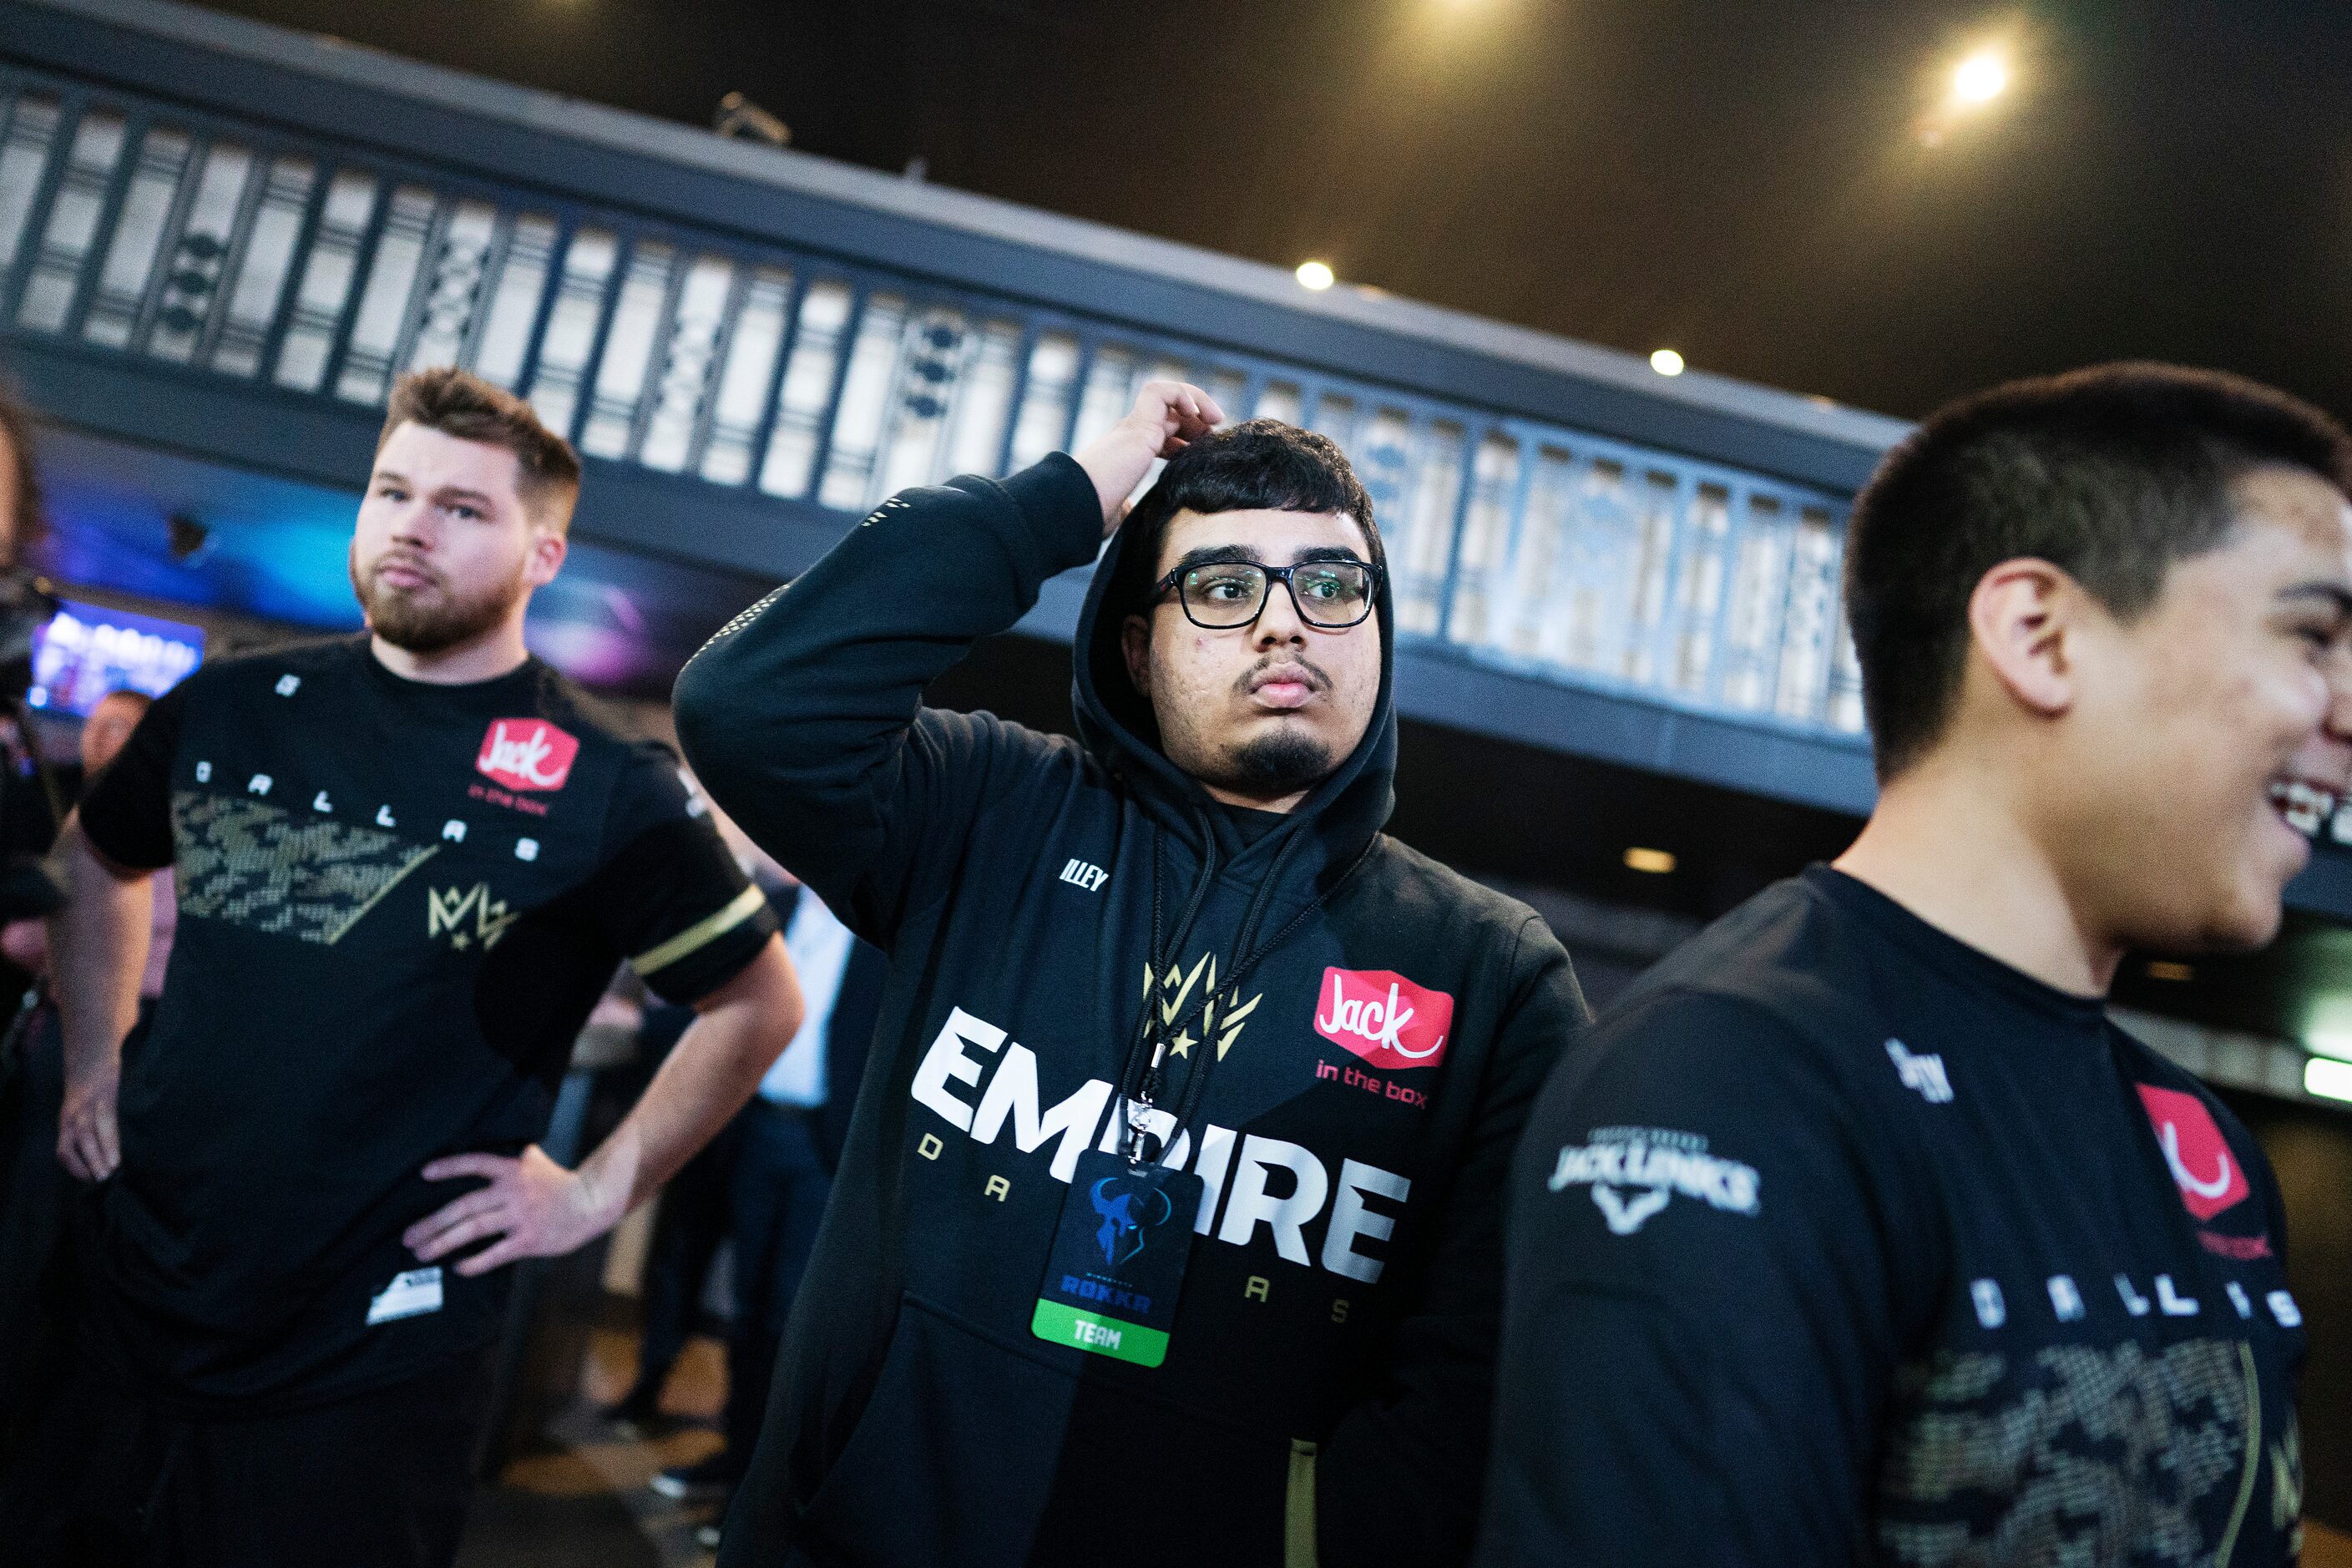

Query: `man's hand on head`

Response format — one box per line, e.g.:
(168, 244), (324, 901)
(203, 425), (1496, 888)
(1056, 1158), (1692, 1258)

(1075, 380), (1225, 535)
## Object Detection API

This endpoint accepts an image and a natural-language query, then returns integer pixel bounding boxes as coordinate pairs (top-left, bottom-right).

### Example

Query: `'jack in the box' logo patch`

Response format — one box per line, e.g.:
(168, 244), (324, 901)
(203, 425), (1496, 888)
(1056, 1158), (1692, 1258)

(1313, 968), (1454, 1070)
(2137, 1083), (2249, 1221)
(476, 719), (579, 792)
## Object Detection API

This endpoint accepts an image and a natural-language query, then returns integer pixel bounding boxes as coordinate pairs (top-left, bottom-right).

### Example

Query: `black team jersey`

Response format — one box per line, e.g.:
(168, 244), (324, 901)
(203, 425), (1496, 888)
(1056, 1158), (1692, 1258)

(73, 636), (776, 1410)
(1480, 867), (2304, 1568)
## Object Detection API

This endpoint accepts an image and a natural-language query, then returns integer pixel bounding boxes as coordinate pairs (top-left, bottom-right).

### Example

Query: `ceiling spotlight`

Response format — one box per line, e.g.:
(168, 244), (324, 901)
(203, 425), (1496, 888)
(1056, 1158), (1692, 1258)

(1952, 51), (2008, 105)
(1295, 260), (1335, 291)
(1649, 348), (1686, 377)
(1623, 847), (1677, 874)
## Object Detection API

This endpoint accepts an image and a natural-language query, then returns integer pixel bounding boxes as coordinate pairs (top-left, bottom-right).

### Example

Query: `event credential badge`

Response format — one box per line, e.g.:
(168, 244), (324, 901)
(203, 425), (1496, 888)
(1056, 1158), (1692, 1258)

(1033, 1151), (1201, 1368)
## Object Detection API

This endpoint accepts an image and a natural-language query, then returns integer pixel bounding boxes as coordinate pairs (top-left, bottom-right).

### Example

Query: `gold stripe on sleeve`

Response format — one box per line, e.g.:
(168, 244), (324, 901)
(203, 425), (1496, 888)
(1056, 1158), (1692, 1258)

(628, 883), (770, 979)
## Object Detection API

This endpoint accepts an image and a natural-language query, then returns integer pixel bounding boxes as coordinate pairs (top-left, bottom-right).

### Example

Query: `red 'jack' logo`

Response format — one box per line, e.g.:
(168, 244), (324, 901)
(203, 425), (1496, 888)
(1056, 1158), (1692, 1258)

(1313, 968), (1454, 1071)
(2136, 1083), (2249, 1221)
(476, 719), (579, 792)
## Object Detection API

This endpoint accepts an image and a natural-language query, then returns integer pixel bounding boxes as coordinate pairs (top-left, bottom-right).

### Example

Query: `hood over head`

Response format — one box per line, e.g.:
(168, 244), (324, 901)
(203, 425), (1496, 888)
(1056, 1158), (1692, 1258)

(1071, 453), (1398, 890)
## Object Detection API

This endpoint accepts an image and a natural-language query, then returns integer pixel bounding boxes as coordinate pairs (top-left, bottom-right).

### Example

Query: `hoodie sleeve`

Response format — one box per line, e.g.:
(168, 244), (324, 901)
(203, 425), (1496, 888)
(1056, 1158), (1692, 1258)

(672, 455), (1105, 947)
(1315, 913), (1589, 1568)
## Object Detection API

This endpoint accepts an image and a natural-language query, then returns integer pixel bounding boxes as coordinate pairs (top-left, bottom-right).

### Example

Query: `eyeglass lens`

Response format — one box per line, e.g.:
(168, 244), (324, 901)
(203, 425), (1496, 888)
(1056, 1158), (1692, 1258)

(1180, 561), (1373, 628)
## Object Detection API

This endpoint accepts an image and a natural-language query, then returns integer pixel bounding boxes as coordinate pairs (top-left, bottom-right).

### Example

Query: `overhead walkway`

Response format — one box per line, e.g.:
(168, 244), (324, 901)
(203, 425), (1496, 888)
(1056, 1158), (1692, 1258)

(5, 0), (2351, 924)
(0, 0), (1904, 810)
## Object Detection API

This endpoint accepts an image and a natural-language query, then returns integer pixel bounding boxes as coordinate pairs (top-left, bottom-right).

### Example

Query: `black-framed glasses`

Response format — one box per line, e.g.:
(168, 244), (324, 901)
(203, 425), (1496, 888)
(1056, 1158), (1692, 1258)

(1151, 558), (1383, 630)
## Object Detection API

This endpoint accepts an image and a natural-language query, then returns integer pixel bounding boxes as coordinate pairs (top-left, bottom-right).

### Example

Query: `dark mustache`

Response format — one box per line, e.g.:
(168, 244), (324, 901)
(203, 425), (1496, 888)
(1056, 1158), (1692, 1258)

(1237, 655), (1331, 697)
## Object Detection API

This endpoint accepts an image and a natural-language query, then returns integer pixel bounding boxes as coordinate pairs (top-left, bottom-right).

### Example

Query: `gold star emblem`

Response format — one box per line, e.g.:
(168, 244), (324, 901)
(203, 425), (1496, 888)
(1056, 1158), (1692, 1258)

(1168, 1029), (1196, 1059)
(450, 931), (471, 950)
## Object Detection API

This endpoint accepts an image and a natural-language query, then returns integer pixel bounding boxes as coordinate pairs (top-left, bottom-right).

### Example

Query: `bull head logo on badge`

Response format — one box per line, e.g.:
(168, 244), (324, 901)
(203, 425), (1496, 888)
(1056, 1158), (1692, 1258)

(1090, 1176), (1172, 1267)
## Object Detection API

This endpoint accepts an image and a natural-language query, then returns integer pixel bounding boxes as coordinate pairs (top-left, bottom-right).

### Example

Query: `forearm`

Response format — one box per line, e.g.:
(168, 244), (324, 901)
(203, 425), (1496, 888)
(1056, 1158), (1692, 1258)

(48, 816), (152, 1081)
(574, 952), (804, 1228)
(673, 457), (1100, 856)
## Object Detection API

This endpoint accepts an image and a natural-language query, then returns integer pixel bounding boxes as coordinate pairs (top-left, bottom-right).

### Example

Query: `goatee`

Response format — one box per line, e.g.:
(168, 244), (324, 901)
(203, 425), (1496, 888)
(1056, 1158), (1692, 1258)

(1225, 731), (1334, 800)
(352, 552), (525, 655)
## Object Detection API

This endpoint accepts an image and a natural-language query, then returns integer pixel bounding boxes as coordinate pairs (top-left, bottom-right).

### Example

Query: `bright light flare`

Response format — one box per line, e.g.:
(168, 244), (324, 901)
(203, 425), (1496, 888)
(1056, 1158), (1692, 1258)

(1623, 847), (1677, 874)
(1649, 347), (1685, 377)
(1295, 260), (1335, 291)
(1952, 51), (2008, 104)
(2306, 1055), (2352, 1103)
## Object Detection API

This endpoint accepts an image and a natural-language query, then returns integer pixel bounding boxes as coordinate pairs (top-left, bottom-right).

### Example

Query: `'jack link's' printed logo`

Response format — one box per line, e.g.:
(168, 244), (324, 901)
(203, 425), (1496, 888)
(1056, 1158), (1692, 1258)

(1546, 1125), (1763, 1235)
(173, 792), (438, 945)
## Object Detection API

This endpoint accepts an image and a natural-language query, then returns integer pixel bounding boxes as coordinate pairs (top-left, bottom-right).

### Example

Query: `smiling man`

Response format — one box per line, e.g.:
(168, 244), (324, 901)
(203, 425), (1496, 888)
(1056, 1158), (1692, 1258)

(1480, 363), (2352, 1568)
(675, 383), (1587, 1567)
(0, 367), (803, 1568)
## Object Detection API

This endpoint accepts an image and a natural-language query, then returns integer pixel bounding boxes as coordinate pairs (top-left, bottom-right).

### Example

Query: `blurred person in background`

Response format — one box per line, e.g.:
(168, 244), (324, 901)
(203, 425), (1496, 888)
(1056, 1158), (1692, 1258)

(0, 370), (63, 1471)
(650, 856), (885, 1526)
(0, 367), (805, 1568)
(2, 688), (175, 991)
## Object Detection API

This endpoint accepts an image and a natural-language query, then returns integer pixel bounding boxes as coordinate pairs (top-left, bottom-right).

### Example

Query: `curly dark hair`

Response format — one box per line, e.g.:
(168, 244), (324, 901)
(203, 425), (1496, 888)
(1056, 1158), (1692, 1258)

(1105, 418), (1382, 621)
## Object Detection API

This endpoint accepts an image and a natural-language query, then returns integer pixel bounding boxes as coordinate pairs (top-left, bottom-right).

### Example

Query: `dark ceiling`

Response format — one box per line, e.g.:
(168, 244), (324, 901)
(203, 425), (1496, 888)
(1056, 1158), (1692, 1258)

(184, 0), (2352, 427)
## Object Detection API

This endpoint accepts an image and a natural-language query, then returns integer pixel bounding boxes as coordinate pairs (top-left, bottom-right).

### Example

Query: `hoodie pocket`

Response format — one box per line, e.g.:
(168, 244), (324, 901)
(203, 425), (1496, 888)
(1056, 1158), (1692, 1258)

(801, 1292), (1292, 1568)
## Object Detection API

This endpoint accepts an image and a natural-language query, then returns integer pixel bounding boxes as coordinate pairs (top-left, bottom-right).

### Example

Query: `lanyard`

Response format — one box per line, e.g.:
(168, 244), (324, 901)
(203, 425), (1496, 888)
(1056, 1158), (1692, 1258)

(1110, 812), (1373, 1166)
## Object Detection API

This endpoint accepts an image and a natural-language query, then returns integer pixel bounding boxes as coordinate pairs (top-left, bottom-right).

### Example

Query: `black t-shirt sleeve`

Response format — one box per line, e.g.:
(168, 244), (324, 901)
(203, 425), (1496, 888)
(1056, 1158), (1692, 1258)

(1478, 989), (1916, 1568)
(76, 680), (190, 871)
(591, 746), (779, 1005)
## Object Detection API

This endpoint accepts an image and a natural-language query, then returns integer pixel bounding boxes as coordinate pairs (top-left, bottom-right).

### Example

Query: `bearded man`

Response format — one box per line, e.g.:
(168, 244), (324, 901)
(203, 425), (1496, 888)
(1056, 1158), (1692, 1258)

(0, 367), (805, 1568)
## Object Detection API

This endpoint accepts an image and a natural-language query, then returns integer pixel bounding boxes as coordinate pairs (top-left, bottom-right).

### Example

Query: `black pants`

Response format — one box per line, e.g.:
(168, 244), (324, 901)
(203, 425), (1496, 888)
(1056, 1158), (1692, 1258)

(0, 1350), (493, 1568)
(0, 999), (67, 1466)
(633, 1105), (741, 1387)
(722, 1099), (833, 1465)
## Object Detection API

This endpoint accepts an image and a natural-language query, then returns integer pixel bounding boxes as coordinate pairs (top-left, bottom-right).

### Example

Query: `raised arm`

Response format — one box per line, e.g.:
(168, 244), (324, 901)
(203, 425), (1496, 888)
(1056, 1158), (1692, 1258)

(49, 812), (154, 1181)
(671, 382), (1219, 940)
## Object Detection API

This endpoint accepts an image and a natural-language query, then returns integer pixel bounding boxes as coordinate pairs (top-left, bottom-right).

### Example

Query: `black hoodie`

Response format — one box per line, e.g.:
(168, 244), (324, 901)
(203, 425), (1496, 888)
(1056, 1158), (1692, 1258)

(675, 453), (1588, 1568)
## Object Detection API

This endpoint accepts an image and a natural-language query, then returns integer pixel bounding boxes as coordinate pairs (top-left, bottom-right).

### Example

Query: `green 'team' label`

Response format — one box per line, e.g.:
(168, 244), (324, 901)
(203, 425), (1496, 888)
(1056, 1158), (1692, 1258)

(1031, 1298), (1170, 1368)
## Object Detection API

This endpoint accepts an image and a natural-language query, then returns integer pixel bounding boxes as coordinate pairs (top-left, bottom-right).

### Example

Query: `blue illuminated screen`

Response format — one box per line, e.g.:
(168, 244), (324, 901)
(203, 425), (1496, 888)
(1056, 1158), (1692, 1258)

(27, 600), (205, 716)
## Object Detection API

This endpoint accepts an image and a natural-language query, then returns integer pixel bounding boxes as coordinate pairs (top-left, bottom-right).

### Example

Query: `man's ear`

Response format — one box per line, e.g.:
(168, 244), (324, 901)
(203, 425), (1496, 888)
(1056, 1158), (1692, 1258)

(1121, 614), (1154, 701)
(524, 526), (568, 589)
(1966, 557), (2080, 719)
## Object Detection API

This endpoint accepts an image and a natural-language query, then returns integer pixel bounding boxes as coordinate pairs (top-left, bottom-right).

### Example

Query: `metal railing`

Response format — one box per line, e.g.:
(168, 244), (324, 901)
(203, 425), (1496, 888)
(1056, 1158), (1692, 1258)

(0, 66), (1868, 740)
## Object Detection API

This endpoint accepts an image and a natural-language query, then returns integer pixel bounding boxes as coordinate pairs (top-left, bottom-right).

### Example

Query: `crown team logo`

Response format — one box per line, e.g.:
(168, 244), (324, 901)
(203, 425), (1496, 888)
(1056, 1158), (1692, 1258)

(2136, 1083), (2249, 1220)
(477, 719), (579, 792)
(1313, 968), (1454, 1070)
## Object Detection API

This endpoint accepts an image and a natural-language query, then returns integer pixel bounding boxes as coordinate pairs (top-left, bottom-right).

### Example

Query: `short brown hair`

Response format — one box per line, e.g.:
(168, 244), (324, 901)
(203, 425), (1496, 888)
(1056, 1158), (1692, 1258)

(1848, 362), (2352, 781)
(377, 367), (581, 529)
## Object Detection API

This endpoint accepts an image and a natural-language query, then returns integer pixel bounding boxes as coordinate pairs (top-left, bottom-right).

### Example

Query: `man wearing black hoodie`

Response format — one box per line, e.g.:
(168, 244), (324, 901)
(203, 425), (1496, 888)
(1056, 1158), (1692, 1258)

(675, 381), (1587, 1568)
